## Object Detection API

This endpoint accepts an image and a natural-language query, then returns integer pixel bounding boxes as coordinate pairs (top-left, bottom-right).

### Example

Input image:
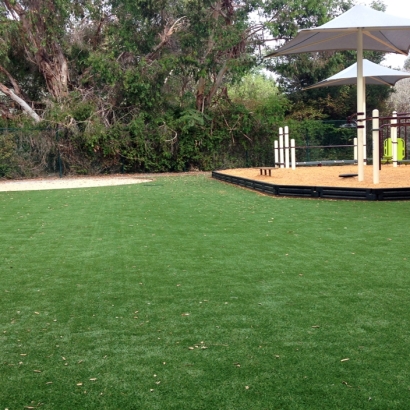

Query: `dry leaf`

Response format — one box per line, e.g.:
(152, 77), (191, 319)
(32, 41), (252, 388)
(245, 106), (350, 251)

(33, 370), (42, 373)
(155, 381), (161, 385)
(181, 313), (190, 316)
(34, 312), (40, 315)
(150, 389), (154, 392)
(311, 325), (320, 328)
(188, 347), (194, 350)
(245, 386), (249, 390)
(77, 383), (83, 386)
(46, 382), (53, 385)
(341, 358), (350, 362)
(89, 378), (97, 381)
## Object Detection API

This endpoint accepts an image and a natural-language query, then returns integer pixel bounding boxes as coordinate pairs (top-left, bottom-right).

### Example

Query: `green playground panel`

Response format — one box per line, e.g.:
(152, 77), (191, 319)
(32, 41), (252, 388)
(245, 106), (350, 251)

(383, 137), (405, 161)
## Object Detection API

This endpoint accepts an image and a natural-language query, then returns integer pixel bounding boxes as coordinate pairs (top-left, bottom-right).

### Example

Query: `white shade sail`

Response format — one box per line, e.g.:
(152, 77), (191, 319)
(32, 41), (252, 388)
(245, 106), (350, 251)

(265, 4), (410, 182)
(304, 59), (410, 89)
(265, 5), (410, 58)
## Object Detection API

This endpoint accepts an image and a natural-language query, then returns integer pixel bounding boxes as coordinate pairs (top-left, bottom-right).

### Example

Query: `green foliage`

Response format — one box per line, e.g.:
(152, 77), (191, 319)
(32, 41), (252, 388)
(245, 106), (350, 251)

(0, 0), (395, 174)
(0, 132), (16, 177)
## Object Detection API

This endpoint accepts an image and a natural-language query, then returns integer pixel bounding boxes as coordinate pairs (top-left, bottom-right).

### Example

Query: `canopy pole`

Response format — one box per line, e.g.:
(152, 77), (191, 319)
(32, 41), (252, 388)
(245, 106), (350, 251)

(357, 29), (364, 182)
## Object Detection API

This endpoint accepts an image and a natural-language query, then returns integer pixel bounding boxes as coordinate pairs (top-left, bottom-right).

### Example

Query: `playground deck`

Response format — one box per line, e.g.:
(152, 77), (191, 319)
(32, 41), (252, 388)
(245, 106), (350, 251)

(213, 165), (410, 200)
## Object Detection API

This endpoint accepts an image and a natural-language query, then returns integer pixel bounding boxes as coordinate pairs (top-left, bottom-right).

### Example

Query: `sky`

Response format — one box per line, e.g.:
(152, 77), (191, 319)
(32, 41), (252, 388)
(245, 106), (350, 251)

(364, 0), (410, 68)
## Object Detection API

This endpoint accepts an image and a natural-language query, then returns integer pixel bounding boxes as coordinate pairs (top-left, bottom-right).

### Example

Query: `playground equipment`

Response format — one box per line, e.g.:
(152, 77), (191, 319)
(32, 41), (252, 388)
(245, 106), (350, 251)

(382, 138), (405, 163)
(274, 125), (355, 169)
(275, 109), (410, 185)
(274, 127), (296, 169)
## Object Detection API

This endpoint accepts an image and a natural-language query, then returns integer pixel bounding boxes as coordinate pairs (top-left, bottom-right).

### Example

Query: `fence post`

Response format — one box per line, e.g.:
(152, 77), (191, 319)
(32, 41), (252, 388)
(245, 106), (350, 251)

(284, 126), (290, 168)
(372, 109), (379, 184)
(56, 126), (63, 178)
(392, 111), (398, 167)
(354, 137), (357, 161)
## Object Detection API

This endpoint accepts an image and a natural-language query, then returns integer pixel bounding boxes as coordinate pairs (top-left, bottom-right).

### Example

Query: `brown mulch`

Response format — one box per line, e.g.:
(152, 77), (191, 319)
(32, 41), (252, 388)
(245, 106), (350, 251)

(218, 165), (410, 188)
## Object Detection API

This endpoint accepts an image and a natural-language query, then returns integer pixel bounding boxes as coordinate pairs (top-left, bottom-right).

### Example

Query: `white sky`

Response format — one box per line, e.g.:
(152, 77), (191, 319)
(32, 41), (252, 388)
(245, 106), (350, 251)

(363, 0), (410, 68)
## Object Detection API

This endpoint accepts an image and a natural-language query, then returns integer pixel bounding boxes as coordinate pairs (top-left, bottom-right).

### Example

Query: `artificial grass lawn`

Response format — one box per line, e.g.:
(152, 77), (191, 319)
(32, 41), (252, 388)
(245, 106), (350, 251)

(1, 174), (410, 409)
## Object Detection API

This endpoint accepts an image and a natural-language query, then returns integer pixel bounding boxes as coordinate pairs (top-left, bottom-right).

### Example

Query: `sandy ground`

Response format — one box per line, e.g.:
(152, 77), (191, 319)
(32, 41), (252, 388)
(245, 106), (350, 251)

(0, 172), (211, 192)
(218, 164), (410, 188)
(0, 175), (152, 192)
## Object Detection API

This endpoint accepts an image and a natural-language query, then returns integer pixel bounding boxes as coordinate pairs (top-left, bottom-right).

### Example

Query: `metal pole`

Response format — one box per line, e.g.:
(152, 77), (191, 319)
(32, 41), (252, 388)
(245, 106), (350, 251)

(354, 137), (358, 161)
(56, 126), (62, 178)
(363, 81), (367, 164)
(284, 126), (290, 168)
(372, 109), (379, 184)
(392, 111), (398, 167)
(274, 140), (279, 168)
(357, 29), (364, 181)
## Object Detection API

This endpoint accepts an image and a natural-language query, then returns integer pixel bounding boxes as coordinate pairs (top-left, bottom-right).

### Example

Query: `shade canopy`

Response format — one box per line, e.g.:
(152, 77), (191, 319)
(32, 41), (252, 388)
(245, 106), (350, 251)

(265, 4), (410, 182)
(265, 5), (410, 58)
(304, 59), (410, 89)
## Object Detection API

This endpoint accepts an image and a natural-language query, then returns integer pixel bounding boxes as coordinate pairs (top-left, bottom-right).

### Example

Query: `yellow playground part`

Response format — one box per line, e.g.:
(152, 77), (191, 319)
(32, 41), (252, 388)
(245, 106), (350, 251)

(383, 137), (405, 163)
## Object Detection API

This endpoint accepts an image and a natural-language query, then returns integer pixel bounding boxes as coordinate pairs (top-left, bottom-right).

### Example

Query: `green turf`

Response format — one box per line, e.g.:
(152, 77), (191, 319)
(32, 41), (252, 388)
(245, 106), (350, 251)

(1, 175), (410, 409)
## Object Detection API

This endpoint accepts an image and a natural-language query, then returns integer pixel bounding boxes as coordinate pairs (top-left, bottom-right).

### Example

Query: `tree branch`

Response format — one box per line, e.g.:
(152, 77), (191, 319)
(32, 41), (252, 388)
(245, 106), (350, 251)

(0, 82), (41, 122)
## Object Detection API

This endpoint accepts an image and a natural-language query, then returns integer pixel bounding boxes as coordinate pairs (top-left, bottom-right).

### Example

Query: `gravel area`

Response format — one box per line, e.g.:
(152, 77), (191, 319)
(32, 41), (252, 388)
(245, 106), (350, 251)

(218, 164), (410, 188)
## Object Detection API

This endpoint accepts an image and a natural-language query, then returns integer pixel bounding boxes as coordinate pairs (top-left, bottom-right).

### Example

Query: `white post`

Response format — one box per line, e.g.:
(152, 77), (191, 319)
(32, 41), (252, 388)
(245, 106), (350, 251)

(354, 137), (358, 161)
(291, 139), (296, 170)
(392, 111), (398, 168)
(279, 127), (284, 168)
(274, 140), (279, 168)
(363, 81), (367, 165)
(357, 29), (364, 181)
(284, 126), (290, 169)
(372, 109), (379, 184)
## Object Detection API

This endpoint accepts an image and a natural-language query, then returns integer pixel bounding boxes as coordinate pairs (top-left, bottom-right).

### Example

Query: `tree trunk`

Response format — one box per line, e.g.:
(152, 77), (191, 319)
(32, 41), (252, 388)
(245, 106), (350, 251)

(4, 0), (69, 101)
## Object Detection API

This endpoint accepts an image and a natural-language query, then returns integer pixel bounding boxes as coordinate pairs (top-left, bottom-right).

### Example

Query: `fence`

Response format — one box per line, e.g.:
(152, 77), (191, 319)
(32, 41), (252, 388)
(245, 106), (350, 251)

(0, 127), (60, 178)
(0, 120), (363, 176)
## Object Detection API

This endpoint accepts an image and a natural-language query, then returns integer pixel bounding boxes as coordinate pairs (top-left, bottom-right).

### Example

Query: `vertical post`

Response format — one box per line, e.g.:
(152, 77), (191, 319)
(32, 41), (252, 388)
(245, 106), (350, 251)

(279, 127), (284, 168)
(357, 29), (364, 181)
(56, 126), (63, 178)
(354, 137), (358, 161)
(363, 81), (367, 164)
(392, 111), (398, 167)
(284, 126), (290, 169)
(291, 139), (296, 170)
(274, 140), (279, 168)
(372, 109), (379, 184)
